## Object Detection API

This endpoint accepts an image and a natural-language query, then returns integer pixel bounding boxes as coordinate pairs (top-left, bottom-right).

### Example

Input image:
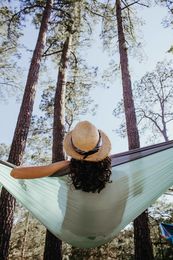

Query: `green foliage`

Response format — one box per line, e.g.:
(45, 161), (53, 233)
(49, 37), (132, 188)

(21, 0), (100, 165)
(168, 45), (173, 53)
(100, 1), (150, 55)
(0, 2), (22, 101)
(42, 0), (98, 64)
(157, 0), (173, 25)
(0, 143), (9, 190)
(25, 60), (98, 165)
(156, 0), (173, 52)
(0, 143), (9, 160)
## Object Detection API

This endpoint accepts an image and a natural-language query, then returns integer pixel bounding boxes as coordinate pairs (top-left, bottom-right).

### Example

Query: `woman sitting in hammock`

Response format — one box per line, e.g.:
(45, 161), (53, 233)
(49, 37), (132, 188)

(11, 121), (112, 193)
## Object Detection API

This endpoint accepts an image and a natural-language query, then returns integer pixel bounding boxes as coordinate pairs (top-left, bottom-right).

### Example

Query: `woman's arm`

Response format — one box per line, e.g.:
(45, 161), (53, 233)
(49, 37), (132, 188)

(10, 161), (70, 179)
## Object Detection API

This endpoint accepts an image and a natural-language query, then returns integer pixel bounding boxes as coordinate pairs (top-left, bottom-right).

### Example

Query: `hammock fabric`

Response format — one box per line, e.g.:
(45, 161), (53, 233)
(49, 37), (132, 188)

(0, 141), (173, 248)
(160, 223), (173, 244)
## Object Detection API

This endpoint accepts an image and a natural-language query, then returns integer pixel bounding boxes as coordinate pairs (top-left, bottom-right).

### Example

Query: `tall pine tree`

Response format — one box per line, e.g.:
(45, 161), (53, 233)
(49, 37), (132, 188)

(0, 1), (53, 259)
(115, 1), (154, 259)
(43, 1), (81, 258)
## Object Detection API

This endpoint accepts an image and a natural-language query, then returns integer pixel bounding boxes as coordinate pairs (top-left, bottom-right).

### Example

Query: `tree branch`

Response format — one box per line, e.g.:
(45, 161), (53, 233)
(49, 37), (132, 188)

(42, 50), (62, 57)
(121, 0), (149, 10)
(139, 108), (163, 134)
(85, 6), (108, 19)
(43, 39), (59, 56)
(52, 7), (72, 18)
(82, 14), (92, 34)
(0, 46), (16, 54)
(165, 118), (173, 124)
(29, 127), (53, 134)
(70, 51), (78, 67)
(7, 4), (44, 38)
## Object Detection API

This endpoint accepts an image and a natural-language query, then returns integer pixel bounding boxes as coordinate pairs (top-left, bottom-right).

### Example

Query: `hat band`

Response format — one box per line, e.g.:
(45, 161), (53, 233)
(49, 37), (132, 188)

(71, 131), (102, 159)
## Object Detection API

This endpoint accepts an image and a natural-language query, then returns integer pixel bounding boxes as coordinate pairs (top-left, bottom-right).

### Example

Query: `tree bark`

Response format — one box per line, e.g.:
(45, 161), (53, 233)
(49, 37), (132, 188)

(116, 0), (140, 150)
(134, 211), (153, 260)
(43, 34), (72, 260)
(0, 1), (53, 259)
(43, 230), (62, 260)
(52, 36), (71, 163)
(115, 1), (154, 259)
(161, 105), (169, 142)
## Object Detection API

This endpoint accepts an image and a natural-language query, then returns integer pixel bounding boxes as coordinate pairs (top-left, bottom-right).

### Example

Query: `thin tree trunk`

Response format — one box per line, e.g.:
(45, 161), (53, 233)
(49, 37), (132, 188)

(161, 113), (169, 142)
(52, 36), (71, 163)
(134, 211), (154, 260)
(0, 1), (53, 259)
(44, 231), (62, 260)
(43, 34), (72, 260)
(21, 212), (30, 259)
(115, 1), (154, 259)
(162, 128), (169, 142)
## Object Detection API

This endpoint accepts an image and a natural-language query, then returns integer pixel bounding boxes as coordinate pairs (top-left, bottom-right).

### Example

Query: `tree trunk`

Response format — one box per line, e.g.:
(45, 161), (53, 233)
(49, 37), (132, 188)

(43, 34), (72, 260)
(52, 36), (71, 163)
(115, 1), (154, 259)
(162, 113), (169, 142)
(44, 230), (62, 260)
(0, 1), (53, 259)
(116, 0), (140, 150)
(134, 211), (153, 260)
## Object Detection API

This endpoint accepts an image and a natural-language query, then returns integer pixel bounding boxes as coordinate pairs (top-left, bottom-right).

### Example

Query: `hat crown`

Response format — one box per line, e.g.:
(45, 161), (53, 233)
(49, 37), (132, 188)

(71, 121), (99, 152)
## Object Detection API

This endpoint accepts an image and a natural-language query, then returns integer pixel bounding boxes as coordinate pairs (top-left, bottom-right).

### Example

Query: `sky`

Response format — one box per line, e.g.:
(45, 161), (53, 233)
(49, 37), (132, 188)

(81, 4), (173, 153)
(0, 4), (173, 155)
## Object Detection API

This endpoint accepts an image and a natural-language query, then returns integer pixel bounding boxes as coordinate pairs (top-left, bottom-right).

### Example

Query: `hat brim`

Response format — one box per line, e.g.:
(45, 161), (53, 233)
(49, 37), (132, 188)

(63, 130), (111, 162)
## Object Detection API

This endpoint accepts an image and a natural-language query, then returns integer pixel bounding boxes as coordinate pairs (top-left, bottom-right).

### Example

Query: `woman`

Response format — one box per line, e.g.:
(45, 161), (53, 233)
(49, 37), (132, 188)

(11, 121), (112, 193)
(10, 122), (128, 239)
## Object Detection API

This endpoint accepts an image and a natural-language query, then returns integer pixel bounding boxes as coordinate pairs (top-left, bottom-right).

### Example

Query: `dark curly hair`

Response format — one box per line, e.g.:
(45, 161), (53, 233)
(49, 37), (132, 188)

(69, 157), (112, 193)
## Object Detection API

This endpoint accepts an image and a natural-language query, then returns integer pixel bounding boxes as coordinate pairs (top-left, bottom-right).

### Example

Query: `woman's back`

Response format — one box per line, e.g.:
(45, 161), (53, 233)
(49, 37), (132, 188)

(61, 175), (129, 238)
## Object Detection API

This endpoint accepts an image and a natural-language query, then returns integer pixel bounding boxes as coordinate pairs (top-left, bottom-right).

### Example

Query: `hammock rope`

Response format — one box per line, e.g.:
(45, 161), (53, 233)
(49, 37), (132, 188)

(0, 141), (173, 248)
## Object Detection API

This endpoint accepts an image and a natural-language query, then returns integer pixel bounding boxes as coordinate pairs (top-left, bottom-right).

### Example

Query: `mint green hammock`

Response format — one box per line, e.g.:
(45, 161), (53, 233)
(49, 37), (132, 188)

(0, 141), (173, 248)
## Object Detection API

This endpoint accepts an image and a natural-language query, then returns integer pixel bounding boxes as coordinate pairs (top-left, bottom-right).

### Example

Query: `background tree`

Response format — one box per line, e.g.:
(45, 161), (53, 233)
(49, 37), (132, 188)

(115, 1), (154, 260)
(23, 0), (99, 167)
(114, 59), (173, 144)
(134, 60), (173, 143)
(0, 3), (22, 101)
(0, 1), (53, 259)
(43, 25), (72, 260)
(156, 0), (173, 54)
(0, 144), (9, 161)
(40, 2), (83, 258)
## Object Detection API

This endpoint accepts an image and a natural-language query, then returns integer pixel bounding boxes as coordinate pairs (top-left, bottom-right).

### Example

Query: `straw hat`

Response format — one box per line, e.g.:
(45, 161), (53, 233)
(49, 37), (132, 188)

(63, 121), (111, 161)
